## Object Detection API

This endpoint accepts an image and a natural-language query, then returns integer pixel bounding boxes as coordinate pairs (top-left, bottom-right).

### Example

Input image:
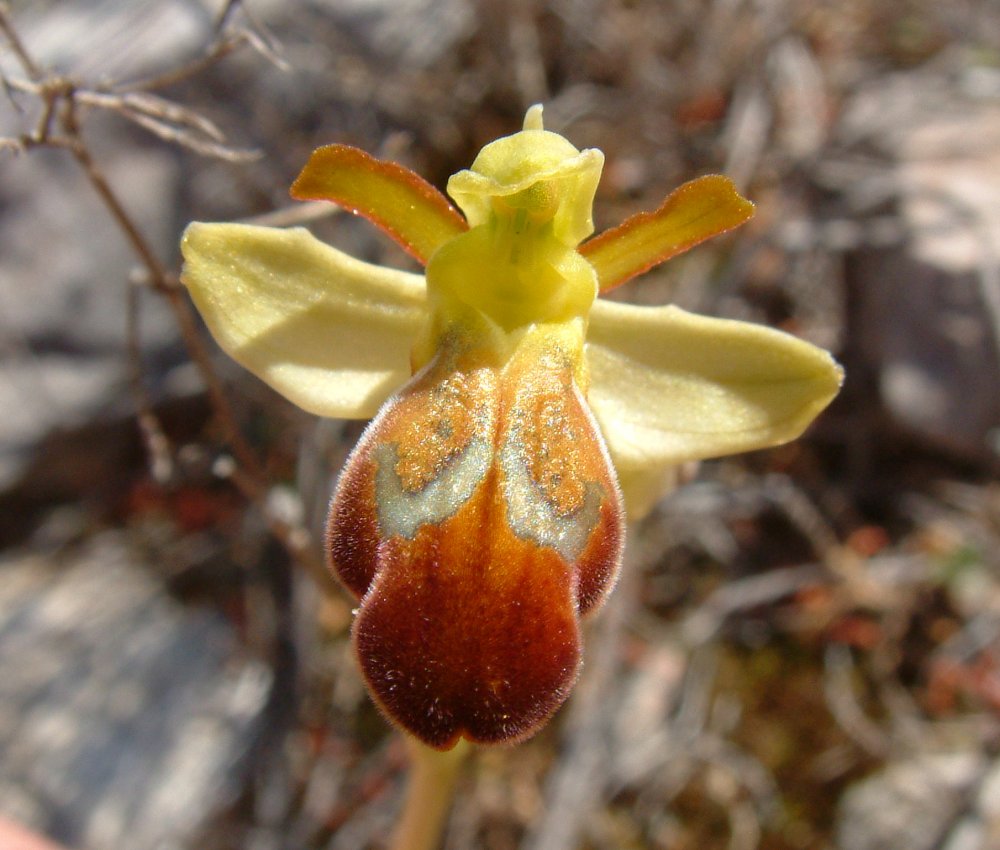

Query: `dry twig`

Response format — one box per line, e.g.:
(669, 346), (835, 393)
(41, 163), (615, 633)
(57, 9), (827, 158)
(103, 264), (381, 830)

(0, 3), (334, 594)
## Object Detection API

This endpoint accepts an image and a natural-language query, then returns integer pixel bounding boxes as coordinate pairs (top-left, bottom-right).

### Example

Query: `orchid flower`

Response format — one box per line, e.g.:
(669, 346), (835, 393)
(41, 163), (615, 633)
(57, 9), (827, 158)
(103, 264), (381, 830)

(180, 105), (842, 750)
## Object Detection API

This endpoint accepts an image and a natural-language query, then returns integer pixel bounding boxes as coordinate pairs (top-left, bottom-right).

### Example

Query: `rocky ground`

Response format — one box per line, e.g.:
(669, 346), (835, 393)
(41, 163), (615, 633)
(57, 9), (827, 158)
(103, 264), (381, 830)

(0, 1), (998, 849)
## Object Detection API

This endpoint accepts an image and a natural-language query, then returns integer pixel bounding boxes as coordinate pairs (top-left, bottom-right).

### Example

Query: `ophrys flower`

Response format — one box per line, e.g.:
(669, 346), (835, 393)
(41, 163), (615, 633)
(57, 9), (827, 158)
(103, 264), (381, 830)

(181, 105), (842, 749)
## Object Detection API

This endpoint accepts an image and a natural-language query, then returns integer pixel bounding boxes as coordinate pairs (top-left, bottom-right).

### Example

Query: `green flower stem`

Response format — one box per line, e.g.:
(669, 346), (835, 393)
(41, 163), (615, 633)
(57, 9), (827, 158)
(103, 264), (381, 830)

(389, 735), (470, 850)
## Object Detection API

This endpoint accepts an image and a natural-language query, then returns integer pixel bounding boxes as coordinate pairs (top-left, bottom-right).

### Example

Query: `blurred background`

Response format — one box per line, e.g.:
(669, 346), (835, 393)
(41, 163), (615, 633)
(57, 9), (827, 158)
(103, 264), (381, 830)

(1, 1), (999, 848)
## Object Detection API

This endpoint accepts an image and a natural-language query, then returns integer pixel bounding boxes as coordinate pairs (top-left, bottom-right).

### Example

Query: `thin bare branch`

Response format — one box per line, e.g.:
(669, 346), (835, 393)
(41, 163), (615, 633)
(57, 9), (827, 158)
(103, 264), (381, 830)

(33, 85), (61, 141)
(240, 25), (290, 71)
(214, 0), (245, 33)
(65, 138), (169, 279)
(3, 74), (75, 145)
(116, 2), (286, 95)
(10, 84), (260, 162)
(226, 2), (288, 71)
(1, 66), (23, 113)
(137, 265), (330, 587)
(126, 273), (175, 485)
(114, 106), (261, 162)
(761, 473), (841, 555)
(115, 34), (248, 94)
(0, 74), (35, 95)
(80, 90), (227, 141)
(824, 643), (892, 757)
(241, 200), (341, 228)
(0, 0), (332, 604)
(682, 562), (830, 646)
(219, 460), (336, 595)
(59, 127), (266, 487)
(0, 131), (75, 154)
(0, 4), (42, 80)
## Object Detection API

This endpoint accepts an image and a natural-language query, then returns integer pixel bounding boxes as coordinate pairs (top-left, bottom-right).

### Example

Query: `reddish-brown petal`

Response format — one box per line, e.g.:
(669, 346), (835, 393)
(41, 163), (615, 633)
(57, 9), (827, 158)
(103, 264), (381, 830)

(290, 144), (468, 265)
(580, 174), (754, 292)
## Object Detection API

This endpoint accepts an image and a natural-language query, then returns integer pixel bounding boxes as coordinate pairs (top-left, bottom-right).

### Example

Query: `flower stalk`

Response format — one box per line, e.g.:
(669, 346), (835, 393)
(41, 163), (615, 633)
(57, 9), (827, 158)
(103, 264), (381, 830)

(389, 737), (470, 850)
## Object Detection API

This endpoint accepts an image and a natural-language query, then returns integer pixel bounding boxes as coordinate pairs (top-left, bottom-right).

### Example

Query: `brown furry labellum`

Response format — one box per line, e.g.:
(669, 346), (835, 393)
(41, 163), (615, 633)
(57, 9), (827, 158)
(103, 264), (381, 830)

(327, 336), (625, 749)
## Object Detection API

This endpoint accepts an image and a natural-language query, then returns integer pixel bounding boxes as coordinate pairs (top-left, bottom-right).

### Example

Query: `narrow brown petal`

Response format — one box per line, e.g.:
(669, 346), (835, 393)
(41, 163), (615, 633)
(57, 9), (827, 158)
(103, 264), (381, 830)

(580, 174), (754, 292)
(291, 144), (468, 264)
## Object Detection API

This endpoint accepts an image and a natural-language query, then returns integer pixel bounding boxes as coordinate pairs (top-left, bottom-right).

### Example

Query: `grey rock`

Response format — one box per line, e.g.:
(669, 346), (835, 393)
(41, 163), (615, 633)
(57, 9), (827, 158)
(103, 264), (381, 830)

(837, 70), (1000, 458)
(0, 2), (230, 498)
(0, 123), (187, 492)
(0, 531), (271, 850)
(850, 246), (1000, 459)
(0, 146), (179, 350)
(836, 751), (986, 850)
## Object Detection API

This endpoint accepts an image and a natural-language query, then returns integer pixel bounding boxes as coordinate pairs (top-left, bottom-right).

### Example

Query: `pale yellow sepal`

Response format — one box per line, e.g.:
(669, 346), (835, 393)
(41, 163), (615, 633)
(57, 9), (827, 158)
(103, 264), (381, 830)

(586, 299), (843, 513)
(605, 463), (685, 523)
(180, 223), (425, 419)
